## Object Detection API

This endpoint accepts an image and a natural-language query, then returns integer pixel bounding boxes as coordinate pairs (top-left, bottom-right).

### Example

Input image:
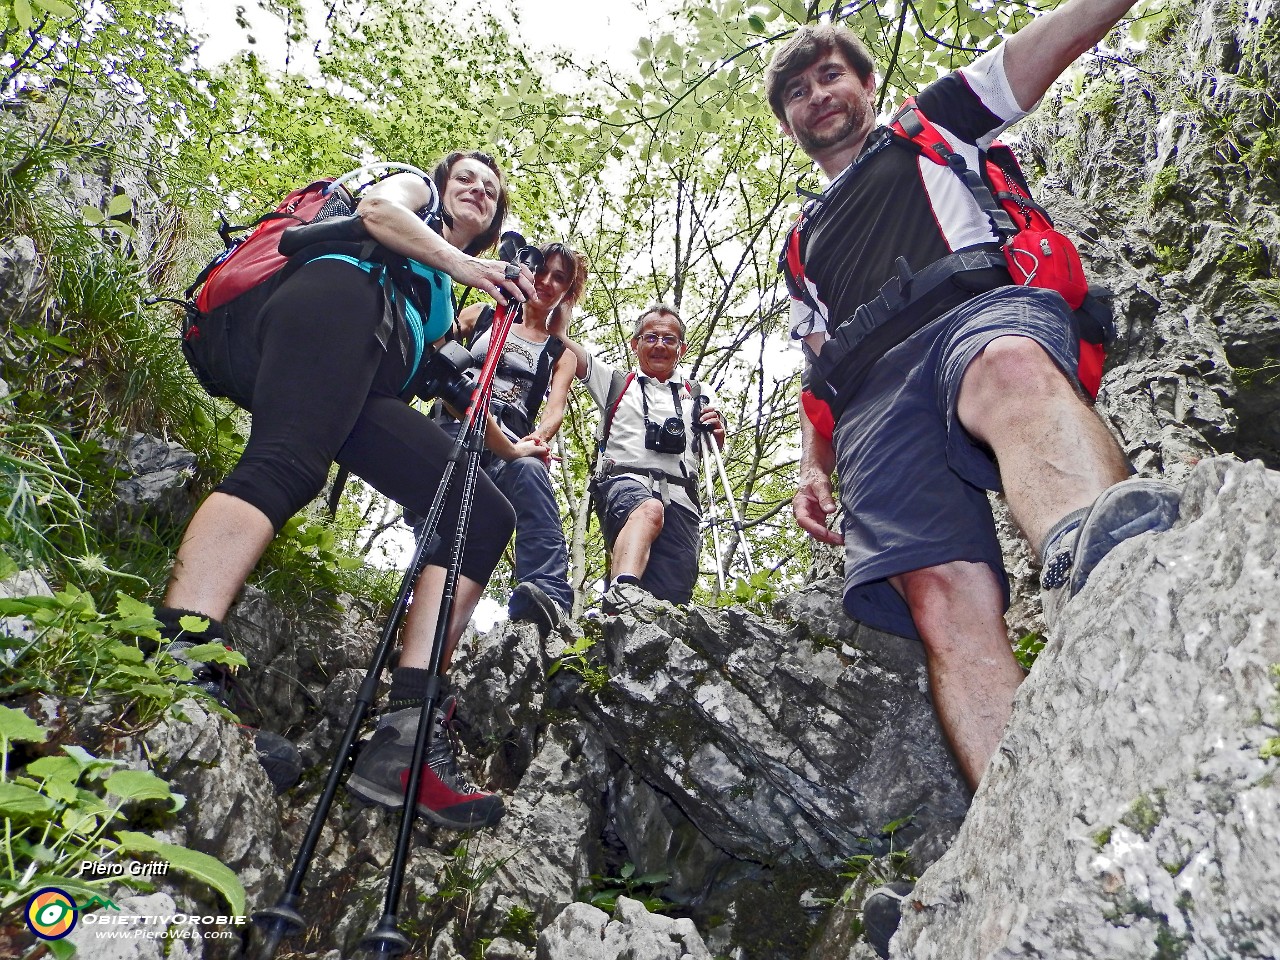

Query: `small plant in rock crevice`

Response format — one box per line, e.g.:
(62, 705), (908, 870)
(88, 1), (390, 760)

(834, 816), (917, 903)
(547, 634), (610, 693)
(1014, 629), (1045, 669)
(581, 861), (673, 914)
(410, 835), (513, 952)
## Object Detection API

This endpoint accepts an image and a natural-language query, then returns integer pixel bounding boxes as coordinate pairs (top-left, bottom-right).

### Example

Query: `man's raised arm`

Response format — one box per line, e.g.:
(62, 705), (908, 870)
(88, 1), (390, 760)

(1003, 0), (1135, 109)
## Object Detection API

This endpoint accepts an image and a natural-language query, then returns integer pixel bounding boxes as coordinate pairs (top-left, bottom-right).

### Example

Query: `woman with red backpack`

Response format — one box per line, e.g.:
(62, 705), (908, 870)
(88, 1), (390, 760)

(163, 150), (533, 830)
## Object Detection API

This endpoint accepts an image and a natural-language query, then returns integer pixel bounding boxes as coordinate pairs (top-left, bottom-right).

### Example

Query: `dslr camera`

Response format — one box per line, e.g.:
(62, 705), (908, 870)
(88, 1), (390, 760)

(645, 416), (686, 455)
(498, 230), (545, 274)
(420, 341), (478, 411)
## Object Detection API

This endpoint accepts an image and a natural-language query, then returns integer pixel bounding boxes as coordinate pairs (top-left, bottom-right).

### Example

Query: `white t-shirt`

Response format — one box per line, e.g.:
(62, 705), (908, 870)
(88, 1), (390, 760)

(584, 354), (717, 516)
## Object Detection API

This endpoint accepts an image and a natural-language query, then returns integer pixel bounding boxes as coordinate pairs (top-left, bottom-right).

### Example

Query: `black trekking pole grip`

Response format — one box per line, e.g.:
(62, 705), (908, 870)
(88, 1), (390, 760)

(361, 293), (522, 957)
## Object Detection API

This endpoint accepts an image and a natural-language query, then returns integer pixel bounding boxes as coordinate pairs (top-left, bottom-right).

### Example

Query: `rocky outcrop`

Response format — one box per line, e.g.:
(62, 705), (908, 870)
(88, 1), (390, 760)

(884, 457), (1280, 959)
(537, 897), (712, 960)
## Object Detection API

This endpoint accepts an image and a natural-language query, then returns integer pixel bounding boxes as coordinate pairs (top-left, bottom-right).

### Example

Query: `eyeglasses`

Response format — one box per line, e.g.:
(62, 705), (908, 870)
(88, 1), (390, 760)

(638, 334), (682, 346)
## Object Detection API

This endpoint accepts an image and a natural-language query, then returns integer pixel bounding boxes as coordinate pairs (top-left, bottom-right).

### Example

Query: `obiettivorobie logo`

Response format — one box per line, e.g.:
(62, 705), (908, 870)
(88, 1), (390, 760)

(27, 884), (246, 945)
(25, 888), (118, 940)
(25, 890), (120, 940)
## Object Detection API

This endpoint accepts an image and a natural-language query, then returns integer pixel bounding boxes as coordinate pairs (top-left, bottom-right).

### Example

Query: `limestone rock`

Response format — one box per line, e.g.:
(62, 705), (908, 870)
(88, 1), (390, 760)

(64, 892), (200, 960)
(536, 897), (713, 960)
(0, 236), (43, 330)
(575, 591), (969, 870)
(139, 699), (291, 904)
(100, 432), (198, 536)
(890, 458), (1280, 959)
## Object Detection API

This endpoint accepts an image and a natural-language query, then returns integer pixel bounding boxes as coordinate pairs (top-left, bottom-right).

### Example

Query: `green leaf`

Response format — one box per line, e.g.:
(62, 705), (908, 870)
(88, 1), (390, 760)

(747, 13), (765, 31)
(116, 832), (247, 916)
(181, 643), (248, 669)
(0, 551), (17, 580)
(0, 704), (49, 743)
(47, 938), (77, 960)
(14, 0), (34, 28)
(26, 754), (80, 784)
(31, 0), (77, 15)
(111, 594), (160, 635)
(105, 193), (132, 217)
(0, 596), (55, 616)
(104, 769), (172, 803)
(81, 205), (104, 225)
(0, 781), (56, 816)
(632, 871), (671, 885)
(177, 614), (210, 634)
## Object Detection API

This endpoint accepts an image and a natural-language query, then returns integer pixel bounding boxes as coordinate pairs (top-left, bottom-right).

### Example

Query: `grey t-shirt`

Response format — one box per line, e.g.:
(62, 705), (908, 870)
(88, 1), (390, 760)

(472, 326), (553, 439)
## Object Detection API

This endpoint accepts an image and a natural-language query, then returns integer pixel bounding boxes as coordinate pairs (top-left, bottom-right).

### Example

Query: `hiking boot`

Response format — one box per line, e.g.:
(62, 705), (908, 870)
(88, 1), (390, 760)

(254, 729), (304, 793)
(1039, 478), (1181, 627)
(153, 607), (243, 705)
(601, 580), (654, 617)
(510, 582), (562, 640)
(347, 697), (505, 830)
(863, 881), (914, 959)
(155, 607), (302, 794)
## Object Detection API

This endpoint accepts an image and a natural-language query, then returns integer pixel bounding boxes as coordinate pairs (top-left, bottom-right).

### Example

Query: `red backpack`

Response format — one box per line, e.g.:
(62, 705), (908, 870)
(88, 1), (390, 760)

(892, 99), (1106, 396)
(788, 99), (1113, 439)
(184, 162), (435, 313)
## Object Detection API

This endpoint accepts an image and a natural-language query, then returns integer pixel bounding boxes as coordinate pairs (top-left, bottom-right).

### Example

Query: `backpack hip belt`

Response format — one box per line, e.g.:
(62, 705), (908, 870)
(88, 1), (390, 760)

(593, 460), (699, 510)
(809, 247), (1009, 411)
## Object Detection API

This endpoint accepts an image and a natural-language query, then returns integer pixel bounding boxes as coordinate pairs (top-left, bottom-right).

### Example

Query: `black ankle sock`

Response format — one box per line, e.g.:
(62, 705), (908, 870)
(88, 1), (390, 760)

(612, 574), (640, 588)
(388, 667), (439, 712)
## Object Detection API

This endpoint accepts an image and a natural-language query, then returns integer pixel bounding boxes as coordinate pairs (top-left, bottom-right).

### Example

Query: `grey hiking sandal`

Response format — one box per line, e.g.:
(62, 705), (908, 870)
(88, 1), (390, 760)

(348, 697), (505, 830)
(863, 880), (914, 958)
(1040, 477), (1181, 626)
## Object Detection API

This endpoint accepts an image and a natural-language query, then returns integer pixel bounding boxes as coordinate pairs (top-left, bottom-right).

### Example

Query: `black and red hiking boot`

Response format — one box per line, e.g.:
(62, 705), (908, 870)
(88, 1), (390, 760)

(347, 696), (505, 830)
(154, 606), (302, 794)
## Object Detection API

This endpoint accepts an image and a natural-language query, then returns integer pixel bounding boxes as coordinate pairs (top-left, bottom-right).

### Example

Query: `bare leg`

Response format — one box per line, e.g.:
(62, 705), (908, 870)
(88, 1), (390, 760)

(399, 567), (485, 673)
(957, 336), (1129, 553)
(610, 500), (665, 580)
(891, 561), (1025, 790)
(165, 492), (275, 618)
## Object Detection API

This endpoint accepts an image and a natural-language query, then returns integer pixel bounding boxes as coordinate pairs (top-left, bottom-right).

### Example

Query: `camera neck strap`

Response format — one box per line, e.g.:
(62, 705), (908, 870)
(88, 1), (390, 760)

(639, 376), (683, 428)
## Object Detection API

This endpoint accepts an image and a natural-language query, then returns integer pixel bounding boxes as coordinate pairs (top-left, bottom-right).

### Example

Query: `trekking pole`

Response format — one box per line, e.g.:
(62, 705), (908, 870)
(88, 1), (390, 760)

(694, 396), (756, 579)
(707, 437), (757, 576)
(249, 237), (535, 960)
(359, 235), (538, 958)
(700, 434), (727, 592)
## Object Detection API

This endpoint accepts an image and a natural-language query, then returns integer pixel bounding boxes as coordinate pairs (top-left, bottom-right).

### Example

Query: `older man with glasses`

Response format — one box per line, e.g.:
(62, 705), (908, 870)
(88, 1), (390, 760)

(570, 303), (726, 613)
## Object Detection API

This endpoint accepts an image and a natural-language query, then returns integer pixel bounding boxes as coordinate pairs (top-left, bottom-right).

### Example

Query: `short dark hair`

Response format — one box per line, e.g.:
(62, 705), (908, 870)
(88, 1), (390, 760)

(540, 242), (590, 308)
(764, 24), (876, 123)
(431, 150), (509, 255)
(632, 303), (685, 340)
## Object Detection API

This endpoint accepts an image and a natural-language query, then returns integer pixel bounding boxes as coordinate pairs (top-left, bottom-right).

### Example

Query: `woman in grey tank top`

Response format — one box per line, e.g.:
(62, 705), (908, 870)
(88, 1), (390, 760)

(452, 243), (589, 633)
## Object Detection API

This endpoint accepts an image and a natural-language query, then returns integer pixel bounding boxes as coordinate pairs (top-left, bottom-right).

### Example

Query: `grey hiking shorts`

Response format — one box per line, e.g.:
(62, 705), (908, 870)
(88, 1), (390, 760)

(598, 475), (700, 605)
(834, 285), (1081, 640)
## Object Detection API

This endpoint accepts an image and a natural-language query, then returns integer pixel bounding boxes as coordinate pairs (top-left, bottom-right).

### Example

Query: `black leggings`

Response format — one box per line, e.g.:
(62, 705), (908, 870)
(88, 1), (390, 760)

(194, 259), (513, 582)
